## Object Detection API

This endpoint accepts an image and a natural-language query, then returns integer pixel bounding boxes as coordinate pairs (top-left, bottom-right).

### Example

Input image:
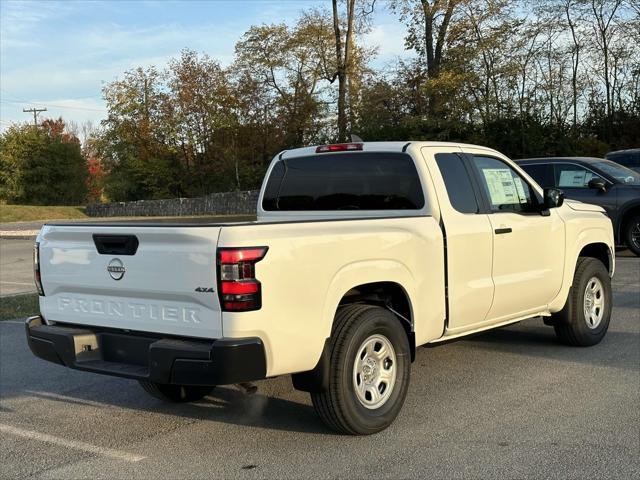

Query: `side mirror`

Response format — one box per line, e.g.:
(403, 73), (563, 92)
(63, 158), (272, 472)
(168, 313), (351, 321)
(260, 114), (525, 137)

(588, 178), (607, 192)
(543, 188), (564, 209)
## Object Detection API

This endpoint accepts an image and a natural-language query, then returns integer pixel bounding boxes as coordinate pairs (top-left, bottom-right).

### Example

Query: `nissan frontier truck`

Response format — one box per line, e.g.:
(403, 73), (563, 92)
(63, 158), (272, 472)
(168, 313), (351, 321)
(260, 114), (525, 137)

(26, 141), (615, 434)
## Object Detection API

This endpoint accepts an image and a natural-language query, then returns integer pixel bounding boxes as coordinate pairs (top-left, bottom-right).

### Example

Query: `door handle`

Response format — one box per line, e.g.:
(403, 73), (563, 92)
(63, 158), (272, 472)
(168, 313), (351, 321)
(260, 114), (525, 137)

(495, 227), (512, 234)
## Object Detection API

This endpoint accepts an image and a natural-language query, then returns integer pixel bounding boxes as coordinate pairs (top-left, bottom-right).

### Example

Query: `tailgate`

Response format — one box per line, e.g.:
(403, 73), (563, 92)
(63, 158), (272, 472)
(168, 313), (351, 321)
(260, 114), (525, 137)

(37, 224), (223, 339)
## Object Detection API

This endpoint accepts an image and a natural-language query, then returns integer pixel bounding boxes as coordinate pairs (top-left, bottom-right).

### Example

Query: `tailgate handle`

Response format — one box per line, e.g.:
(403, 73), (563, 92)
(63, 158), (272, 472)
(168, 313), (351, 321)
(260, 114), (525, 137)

(93, 235), (139, 256)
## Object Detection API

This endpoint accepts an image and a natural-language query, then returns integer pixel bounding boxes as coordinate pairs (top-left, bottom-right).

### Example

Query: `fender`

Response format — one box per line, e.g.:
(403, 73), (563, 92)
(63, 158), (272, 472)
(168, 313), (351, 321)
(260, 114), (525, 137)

(292, 260), (416, 393)
(548, 226), (614, 313)
(321, 259), (417, 342)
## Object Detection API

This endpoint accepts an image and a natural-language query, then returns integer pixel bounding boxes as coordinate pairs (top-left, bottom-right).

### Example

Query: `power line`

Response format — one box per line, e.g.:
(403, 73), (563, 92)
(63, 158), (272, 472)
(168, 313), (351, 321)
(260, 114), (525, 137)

(2, 99), (107, 113)
(23, 107), (47, 128)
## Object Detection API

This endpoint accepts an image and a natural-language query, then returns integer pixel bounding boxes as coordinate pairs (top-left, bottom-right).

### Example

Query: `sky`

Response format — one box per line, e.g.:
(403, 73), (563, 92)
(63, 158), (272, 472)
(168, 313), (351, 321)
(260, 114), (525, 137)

(0, 0), (411, 131)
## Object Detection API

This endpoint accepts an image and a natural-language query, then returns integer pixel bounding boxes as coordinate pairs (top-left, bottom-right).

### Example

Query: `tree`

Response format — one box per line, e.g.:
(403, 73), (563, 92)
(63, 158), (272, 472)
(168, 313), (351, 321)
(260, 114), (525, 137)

(234, 21), (328, 147)
(563, 0), (585, 130)
(327, 0), (376, 141)
(99, 67), (185, 201)
(90, 3), (640, 202)
(391, 0), (464, 115)
(0, 119), (87, 205)
(168, 49), (239, 194)
(589, 0), (623, 120)
(460, 0), (519, 124)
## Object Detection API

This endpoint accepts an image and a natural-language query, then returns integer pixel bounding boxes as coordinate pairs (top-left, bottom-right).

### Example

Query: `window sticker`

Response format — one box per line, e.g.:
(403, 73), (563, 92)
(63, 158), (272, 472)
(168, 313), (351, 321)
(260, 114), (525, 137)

(558, 169), (595, 187)
(513, 177), (528, 203)
(482, 168), (519, 205)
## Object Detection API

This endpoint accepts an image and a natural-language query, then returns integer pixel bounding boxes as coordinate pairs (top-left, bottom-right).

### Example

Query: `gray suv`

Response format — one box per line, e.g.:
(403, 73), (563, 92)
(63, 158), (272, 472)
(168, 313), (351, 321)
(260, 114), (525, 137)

(516, 157), (640, 256)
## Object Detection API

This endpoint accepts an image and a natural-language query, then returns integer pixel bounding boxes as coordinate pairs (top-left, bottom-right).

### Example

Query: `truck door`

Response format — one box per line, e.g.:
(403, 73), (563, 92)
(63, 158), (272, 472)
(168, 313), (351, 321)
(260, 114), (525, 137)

(464, 151), (565, 321)
(421, 147), (494, 332)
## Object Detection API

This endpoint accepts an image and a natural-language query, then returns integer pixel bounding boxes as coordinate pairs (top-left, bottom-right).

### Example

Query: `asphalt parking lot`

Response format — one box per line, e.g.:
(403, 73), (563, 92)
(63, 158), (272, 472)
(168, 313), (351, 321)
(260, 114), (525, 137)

(0, 257), (638, 479)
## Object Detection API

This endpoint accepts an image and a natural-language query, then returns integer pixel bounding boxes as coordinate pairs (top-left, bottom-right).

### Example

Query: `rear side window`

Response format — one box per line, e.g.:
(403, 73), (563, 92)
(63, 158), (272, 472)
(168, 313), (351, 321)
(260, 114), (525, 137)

(520, 163), (555, 188)
(435, 153), (479, 214)
(262, 153), (425, 211)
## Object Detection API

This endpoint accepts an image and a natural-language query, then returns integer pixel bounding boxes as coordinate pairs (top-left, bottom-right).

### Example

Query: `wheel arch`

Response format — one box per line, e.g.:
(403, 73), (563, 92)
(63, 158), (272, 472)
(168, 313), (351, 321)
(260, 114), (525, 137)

(578, 242), (613, 275)
(336, 281), (415, 360)
(617, 201), (640, 241)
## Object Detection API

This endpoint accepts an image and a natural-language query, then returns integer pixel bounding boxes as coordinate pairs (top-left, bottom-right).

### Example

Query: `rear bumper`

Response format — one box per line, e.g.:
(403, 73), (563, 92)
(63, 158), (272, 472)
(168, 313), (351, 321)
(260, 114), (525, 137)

(25, 316), (266, 386)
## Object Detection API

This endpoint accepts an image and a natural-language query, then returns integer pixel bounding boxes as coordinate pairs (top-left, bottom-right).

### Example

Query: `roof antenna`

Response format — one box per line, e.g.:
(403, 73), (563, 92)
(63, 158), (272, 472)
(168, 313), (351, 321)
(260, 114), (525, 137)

(350, 133), (364, 143)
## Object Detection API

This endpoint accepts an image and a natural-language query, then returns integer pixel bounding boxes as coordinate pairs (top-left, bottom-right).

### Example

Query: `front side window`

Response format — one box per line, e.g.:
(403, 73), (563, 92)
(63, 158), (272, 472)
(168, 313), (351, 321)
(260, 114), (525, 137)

(262, 152), (425, 211)
(555, 163), (603, 188)
(472, 155), (537, 213)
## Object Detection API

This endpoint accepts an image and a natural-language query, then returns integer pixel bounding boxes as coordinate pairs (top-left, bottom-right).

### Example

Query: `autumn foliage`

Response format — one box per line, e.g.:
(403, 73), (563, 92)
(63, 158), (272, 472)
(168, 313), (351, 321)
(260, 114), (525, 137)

(0, 118), (88, 205)
(2, 1), (638, 205)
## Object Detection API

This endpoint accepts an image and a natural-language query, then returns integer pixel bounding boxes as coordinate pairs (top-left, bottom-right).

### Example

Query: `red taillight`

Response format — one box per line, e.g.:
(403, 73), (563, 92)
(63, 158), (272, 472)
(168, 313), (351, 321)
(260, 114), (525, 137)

(34, 242), (44, 296)
(315, 143), (363, 153)
(221, 281), (259, 295)
(219, 248), (268, 263)
(217, 247), (267, 312)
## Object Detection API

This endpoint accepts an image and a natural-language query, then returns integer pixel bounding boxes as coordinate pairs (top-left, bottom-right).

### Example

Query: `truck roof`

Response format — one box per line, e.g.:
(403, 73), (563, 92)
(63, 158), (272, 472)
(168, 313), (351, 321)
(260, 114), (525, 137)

(280, 141), (499, 159)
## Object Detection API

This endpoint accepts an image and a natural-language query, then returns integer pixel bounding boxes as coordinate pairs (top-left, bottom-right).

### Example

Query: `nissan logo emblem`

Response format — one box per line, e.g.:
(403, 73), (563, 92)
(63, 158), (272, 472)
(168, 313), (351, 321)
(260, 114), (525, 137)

(107, 258), (126, 281)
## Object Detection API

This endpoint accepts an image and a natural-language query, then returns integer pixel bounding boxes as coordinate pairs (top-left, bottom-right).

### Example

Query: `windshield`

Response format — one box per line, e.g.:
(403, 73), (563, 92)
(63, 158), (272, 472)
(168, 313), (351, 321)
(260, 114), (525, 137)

(593, 161), (640, 185)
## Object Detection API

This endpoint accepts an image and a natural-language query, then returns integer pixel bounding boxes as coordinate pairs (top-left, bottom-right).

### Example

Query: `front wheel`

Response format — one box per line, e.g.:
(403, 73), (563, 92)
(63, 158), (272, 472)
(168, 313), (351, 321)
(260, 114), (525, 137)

(552, 257), (612, 346)
(138, 380), (215, 402)
(311, 305), (411, 435)
(623, 214), (640, 256)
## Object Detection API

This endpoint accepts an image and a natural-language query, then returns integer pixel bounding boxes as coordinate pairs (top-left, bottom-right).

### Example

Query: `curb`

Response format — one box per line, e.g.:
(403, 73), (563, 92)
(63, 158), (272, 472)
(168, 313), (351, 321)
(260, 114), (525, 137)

(0, 292), (37, 299)
(0, 234), (38, 240)
(0, 230), (39, 240)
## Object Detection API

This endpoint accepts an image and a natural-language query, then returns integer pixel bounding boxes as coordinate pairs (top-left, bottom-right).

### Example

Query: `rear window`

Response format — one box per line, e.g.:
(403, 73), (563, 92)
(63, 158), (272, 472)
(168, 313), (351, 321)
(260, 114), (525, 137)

(262, 152), (425, 211)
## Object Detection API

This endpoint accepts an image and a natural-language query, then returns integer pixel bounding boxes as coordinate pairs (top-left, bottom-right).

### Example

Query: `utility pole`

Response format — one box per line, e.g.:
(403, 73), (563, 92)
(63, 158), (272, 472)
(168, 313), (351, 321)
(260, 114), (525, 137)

(23, 107), (47, 128)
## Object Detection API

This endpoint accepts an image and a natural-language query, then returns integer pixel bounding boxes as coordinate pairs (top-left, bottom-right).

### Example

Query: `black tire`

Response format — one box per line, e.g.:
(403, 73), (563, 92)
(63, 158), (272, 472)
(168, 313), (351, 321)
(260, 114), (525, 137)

(138, 380), (215, 402)
(552, 257), (612, 346)
(311, 304), (411, 435)
(623, 214), (640, 256)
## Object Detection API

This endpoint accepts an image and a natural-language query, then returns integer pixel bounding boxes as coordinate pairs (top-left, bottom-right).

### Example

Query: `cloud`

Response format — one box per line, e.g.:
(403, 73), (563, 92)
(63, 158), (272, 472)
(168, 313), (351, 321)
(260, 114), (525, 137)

(363, 22), (412, 63)
(0, 0), (76, 47)
(0, 0), (414, 130)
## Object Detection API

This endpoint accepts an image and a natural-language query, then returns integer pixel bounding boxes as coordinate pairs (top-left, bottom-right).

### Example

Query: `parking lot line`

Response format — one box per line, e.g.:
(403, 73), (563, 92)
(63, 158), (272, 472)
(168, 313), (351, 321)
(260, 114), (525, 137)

(0, 423), (145, 462)
(23, 390), (109, 408)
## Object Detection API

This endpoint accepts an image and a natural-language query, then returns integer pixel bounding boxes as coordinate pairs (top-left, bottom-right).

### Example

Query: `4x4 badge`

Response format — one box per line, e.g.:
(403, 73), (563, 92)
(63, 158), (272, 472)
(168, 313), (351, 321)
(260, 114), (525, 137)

(195, 287), (215, 292)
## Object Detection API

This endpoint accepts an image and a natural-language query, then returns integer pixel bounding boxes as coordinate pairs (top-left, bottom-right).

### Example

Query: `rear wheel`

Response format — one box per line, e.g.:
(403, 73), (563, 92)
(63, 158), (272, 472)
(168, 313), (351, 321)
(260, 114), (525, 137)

(311, 305), (411, 435)
(138, 380), (215, 402)
(552, 257), (612, 346)
(623, 214), (640, 256)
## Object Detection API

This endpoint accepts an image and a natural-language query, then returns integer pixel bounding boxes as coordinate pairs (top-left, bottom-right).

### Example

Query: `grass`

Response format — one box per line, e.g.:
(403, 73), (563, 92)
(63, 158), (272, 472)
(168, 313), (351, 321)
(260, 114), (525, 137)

(0, 293), (39, 321)
(0, 204), (88, 223)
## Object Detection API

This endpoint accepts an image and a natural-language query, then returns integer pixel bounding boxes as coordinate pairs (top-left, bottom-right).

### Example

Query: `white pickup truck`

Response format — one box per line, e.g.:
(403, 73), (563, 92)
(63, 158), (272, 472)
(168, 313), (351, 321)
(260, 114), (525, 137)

(27, 141), (615, 434)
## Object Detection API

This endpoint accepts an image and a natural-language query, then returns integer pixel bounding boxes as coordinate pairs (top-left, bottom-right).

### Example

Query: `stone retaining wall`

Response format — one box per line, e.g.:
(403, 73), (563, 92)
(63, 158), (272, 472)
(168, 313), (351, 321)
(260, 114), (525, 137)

(85, 190), (260, 217)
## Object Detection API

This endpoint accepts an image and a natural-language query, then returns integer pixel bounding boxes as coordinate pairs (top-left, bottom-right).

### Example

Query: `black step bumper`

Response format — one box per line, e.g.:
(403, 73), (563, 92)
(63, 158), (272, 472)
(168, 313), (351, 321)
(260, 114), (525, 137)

(25, 316), (266, 386)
